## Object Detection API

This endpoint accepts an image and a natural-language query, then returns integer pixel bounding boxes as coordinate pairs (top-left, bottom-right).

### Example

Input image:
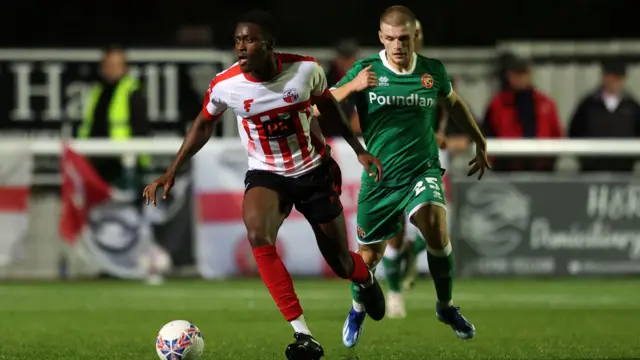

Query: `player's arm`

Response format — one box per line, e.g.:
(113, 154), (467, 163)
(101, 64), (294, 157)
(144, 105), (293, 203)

(166, 80), (226, 175)
(441, 90), (484, 147)
(315, 92), (365, 153)
(144, 79), (225, 205)
(437, 63), (490, 178)
(330, 63), (376, 102)
(166, 113), (214, 174)
(443, 91), (491, 176)
(311, 63), (383, 180)
(313, 63), (374, 117)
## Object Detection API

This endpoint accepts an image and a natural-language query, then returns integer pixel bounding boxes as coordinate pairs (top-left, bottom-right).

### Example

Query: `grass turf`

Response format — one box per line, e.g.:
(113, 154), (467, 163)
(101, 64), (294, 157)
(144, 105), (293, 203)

(0, 278), (638, 359)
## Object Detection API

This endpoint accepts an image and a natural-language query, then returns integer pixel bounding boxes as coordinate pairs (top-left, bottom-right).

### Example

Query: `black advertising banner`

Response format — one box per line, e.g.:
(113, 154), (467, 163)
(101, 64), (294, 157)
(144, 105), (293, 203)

(451, 175), (640, 277)
(0, 48), (234, 174)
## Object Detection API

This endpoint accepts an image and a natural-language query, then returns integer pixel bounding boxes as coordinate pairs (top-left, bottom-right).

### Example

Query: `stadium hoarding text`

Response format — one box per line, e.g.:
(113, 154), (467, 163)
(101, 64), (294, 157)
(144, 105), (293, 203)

(452, 174), (640, 277)
(0, 49), (234, 175)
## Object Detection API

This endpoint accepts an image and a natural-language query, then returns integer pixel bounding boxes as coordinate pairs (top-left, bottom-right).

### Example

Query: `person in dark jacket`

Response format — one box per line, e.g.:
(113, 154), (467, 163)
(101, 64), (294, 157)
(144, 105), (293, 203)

(568, 60), (640, 172)
(483, 57), (563, 171)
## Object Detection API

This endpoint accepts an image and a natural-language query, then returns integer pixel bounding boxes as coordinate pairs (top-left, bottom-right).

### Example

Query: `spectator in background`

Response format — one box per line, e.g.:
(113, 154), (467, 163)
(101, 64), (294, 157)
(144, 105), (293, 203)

(325, 39), (360, 134)
(482, 56), (563, 171)
(77, 45), (149, 185)
(568, 60), (640, 172)
(77, 45), (151, 280)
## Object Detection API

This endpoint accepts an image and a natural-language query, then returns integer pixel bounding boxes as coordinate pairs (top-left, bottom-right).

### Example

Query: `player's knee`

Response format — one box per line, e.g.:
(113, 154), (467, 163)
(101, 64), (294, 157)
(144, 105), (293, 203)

(358, 243), (385, 267)
(387, 233), (404, 250)
(413, 204), (447, 248)
(246, 228), (276, 248)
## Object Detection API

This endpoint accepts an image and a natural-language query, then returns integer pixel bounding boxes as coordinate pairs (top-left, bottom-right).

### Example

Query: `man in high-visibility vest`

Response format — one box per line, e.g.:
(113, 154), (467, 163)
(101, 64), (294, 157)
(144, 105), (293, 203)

(78, 45), (149, 186)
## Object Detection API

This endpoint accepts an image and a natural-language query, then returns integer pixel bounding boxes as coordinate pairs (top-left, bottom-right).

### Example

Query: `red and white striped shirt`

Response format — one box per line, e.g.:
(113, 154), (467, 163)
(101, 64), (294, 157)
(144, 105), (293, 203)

(202, 53), (330, 177)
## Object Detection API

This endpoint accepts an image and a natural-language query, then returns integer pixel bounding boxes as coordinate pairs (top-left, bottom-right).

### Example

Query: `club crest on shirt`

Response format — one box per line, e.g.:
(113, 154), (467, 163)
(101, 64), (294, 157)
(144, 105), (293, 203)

(421, 74), (434, 89)
(283, 88), (299, 103)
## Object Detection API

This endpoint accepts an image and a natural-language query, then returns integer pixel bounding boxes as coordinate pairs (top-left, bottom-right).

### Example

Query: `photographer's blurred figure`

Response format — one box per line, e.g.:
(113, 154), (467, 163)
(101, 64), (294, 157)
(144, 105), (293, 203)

(325, 39), (361, 134)
(78, 45), (150, 187)
(568, 60), (640, 172)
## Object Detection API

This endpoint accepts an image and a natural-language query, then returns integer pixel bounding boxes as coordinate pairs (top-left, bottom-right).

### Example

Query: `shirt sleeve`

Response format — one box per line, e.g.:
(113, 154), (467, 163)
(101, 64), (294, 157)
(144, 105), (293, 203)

(201, 77), (228, 121)
(330, 62), (364, 90)
(436, 60), (453, 98)
(310, 62), (330, 98)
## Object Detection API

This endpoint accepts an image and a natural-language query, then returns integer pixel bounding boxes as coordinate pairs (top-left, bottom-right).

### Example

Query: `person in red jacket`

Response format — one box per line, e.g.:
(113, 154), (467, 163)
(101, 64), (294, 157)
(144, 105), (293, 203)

(482, 56), (563, 171)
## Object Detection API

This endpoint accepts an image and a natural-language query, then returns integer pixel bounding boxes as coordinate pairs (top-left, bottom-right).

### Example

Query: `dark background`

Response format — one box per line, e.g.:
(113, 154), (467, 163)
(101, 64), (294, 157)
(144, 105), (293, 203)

(2, 0), (638, 48)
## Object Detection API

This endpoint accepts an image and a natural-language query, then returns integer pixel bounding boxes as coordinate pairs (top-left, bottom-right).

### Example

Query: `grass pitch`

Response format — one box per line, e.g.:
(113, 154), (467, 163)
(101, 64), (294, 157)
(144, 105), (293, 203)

(0, 278), (638, 359)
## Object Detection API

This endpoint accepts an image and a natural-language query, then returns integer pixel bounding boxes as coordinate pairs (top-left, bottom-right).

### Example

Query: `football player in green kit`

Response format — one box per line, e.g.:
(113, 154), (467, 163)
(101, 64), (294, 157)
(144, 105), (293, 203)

(325, 5), (490, 348)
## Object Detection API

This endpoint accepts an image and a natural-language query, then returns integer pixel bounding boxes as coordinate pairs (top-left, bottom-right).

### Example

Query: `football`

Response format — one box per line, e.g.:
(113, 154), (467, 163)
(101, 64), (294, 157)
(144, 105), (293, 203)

(155, 320), (205, 360)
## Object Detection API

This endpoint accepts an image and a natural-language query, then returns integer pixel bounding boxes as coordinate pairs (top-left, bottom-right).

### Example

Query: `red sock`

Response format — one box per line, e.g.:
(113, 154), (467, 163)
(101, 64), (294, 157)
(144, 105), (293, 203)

(252, 245), (303, 322)
(349, 251), (371, 284)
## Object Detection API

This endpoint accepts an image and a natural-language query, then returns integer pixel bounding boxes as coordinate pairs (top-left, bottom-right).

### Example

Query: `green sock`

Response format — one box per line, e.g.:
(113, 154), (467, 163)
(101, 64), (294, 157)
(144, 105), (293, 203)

(413, 234), (427, 254)
(381, 252), (402, 293)
(426, 242), (454, 304)
(351, 267), (377, 308)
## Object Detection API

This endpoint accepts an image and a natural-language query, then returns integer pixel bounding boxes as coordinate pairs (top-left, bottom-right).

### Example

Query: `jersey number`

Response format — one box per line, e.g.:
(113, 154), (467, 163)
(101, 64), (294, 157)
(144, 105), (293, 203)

(413, 177), (439, 196)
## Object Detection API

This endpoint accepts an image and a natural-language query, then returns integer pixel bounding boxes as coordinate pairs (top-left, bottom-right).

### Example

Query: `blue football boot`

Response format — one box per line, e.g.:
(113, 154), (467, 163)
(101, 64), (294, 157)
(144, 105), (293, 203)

(342, 307), (366, 348)
(436, 304), (476, 340)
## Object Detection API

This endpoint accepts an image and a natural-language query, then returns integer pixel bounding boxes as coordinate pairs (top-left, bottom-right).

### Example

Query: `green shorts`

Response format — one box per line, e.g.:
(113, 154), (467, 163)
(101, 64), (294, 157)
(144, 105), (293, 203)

(356, 169), (446, 244)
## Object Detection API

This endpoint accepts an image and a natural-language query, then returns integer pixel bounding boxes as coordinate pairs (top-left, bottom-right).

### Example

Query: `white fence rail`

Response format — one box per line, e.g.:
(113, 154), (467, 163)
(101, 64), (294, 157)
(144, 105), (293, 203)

(1, 138), (639, 157)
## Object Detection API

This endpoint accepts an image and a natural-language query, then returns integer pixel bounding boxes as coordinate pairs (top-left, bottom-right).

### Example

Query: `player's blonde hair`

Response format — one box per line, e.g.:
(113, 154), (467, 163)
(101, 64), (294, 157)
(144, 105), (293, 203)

(379, 5), (417, 28)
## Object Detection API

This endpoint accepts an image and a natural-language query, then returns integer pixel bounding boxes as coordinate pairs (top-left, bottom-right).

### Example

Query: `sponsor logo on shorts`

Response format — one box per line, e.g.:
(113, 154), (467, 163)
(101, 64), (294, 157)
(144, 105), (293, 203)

(357, 225), (366, 239)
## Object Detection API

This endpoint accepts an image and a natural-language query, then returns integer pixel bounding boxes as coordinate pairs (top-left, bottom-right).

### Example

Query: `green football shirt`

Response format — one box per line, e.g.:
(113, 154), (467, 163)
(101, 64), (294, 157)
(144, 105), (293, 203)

(332, 50), (453, 186)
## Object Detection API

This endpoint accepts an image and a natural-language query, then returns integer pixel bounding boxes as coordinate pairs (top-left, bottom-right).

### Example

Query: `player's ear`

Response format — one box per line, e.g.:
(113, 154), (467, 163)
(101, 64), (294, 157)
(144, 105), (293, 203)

(264, 38), (275, 50)
(378, 30), (383, 44)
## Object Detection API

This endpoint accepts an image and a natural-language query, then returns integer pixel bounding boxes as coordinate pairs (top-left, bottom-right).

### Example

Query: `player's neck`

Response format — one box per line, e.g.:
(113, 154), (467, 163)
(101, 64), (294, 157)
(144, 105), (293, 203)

(386, 51), (415, 73)
(250, 54), (279, 82)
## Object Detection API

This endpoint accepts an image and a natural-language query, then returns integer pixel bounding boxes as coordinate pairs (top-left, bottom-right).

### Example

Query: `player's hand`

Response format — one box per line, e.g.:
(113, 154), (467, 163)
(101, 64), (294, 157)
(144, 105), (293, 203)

(143, 171), (175, 206)
(436, 133), (447, 149)
(467, 141), (491, 180)
(357, 152), (383, 182)
(351, 65), (377, 92)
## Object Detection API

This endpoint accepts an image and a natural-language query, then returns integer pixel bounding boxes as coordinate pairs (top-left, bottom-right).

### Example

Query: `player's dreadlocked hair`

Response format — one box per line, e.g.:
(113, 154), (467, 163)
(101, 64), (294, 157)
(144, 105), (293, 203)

(238, 10), (279, 44)
(380, 5), (417, 27)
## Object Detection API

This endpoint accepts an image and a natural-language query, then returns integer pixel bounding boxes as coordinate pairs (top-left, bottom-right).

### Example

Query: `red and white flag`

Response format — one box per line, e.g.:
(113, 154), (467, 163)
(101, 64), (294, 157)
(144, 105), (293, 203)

(0, 151), (33, 266)
(59, 145), (112, 244)
(59, 145), (160, 279)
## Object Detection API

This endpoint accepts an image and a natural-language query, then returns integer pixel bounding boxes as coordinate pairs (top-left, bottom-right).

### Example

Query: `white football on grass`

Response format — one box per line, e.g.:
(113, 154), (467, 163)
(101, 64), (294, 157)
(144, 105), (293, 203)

(156, 320), (204, 360)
